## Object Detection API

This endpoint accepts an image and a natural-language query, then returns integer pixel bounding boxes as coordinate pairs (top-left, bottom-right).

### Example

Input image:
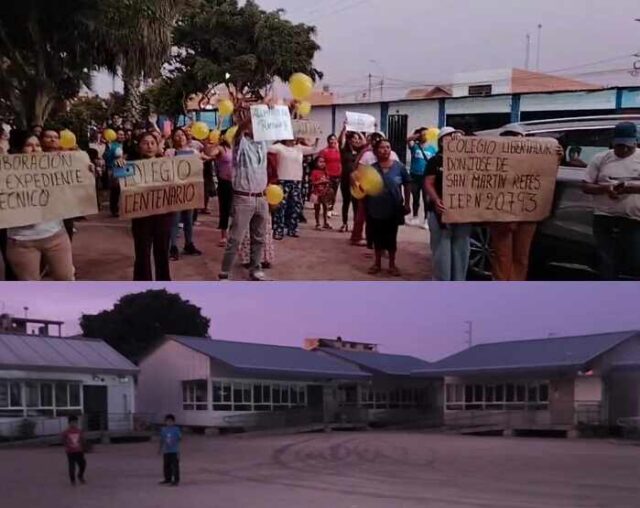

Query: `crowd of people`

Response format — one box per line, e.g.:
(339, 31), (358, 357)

(0, 110), (638, 282)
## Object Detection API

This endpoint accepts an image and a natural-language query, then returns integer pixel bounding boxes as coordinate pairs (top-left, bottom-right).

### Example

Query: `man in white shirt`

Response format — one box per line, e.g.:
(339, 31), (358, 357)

(268, 139), (317, 240)
(583, 121), (640, 280)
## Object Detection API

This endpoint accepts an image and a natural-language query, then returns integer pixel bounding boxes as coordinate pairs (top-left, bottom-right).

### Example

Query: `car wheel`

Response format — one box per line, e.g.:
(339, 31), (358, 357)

(468, 226), (493, 280)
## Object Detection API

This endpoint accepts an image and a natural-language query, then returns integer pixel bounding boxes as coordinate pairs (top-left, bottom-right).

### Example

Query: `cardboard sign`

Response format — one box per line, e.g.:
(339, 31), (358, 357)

(251, 105), (294, 142)
(292, 120), (323, 139)
(0, 151), (97, 229)
(119, 155), (204, 219)
(345, 112), (376, 133)
(443, 136), (560, 224)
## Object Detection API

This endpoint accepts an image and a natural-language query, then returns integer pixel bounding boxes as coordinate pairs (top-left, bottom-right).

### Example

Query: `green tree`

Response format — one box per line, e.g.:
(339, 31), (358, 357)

(80, 289), (210, 363)
(97, 0), (188, 122)
(0, 1), (97, 128)
(168, 0), (322, 105)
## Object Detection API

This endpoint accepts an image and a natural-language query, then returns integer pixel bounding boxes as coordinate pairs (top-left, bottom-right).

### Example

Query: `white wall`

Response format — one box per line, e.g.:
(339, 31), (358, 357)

(520, 90), (617, 112)
(308, 106), (333, 138)
(452, 69), (512, 97)
(574, 376), (603, 402)
(445, 95), (512, 115)
(136, 340), (210, 423)
(388, 100), (440, 133)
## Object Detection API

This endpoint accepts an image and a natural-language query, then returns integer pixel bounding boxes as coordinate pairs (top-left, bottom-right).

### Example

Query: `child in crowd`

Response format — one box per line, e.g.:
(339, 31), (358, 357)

(310, 156), (335, 231)
(158, 414), (181, 486)
(61, 415), (86, 486)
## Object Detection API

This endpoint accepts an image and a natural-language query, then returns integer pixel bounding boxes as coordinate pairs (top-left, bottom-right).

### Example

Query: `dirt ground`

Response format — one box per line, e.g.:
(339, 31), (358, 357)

(1, 194), (432, 281)
(1, 431), (639, 508)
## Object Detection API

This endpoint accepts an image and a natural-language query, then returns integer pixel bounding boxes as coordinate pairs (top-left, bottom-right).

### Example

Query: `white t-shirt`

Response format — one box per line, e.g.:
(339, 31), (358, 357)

(268, 144), (316, 181)
(358, 149), (399, 167)
(8, 220), (64, 241)
(585, 150), (640, 220)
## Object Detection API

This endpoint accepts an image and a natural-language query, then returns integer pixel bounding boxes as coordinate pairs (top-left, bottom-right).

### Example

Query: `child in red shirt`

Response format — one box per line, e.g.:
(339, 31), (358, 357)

(310, 156), (335, 230)
(61, 415), (86, 486)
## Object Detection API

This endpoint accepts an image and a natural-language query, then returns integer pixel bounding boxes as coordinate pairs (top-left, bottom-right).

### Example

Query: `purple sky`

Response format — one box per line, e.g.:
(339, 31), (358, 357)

(95, 0), (640, 96)
(1, 283), (638, 362)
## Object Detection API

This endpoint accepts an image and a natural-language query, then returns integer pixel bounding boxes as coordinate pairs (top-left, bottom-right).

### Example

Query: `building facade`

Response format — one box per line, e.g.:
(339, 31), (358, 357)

(0, 320), (138, 438)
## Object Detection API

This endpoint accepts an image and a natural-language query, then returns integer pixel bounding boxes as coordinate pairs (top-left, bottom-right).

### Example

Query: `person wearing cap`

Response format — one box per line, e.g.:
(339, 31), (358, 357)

(424, 126), (470, 281)
(406, 127), (431, 229)
(583, 121), (640, 280)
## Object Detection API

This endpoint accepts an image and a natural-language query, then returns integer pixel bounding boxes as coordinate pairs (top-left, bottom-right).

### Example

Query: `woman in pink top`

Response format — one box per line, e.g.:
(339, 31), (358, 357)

(207, 135), (234, 246)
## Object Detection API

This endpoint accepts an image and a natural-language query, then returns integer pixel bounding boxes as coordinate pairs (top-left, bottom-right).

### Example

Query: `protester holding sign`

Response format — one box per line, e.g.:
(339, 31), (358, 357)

(128, 133), (174, 281)
(104, 129), (126, 217)
(583, 121), (640, 280)
(424, 127), (471, 281)
(219, 104), (270, 281)
(268, 139), (318, 240)
(206, 133), (234, 247)
(5, 130), (74, 281)
(487, 126), (564, 281)
(366, 139), (411, 276)
(338, 128), (365, 233)
(165, 128), (202, 261)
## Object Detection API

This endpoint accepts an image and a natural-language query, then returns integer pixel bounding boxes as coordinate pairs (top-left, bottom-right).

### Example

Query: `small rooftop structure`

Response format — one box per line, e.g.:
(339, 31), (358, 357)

(304, 337), (378, 352)
(0, 313), (64, 337)
(413, 331), (640, 377)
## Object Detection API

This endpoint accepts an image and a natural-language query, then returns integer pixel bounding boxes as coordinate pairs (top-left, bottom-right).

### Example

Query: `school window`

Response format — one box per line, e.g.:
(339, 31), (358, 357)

(182, 380), (208, 411)
(211, 379), (308, 412)
(445, 381), (550, 411)
(212, 381), (232, 411)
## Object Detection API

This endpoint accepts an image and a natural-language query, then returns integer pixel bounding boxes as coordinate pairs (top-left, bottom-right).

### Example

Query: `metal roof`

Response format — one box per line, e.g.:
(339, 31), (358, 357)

(172, 336), (370, 380)
(413, 331), (639, 377)
(0, 333), (138, 374)
(319, 349), (430, 376)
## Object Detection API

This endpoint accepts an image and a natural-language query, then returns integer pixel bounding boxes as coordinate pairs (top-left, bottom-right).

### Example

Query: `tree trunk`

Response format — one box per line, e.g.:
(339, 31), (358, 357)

(123, 74), (143, 124)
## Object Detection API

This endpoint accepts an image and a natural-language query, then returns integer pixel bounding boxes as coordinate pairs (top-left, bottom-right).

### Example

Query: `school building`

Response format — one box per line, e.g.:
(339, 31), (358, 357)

(412, 330), (640, 437)
(0, 314), (138, 438)
(136, 336), (438, 430)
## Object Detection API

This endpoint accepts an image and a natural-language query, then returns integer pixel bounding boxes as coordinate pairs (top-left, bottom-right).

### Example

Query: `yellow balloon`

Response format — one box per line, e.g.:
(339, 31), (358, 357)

(192, 121), (210, 141)
(266, 184), (284, 206)
(218, 99), (234, 117)
(297, 101), (312, 118)
(208, 129), (221, 144)
(103, 128), (117, 142)
(59, 130), (76, 150)
(359, 166), (384, 196)
(425, 127), (440, 144)
(289, 73), (314, 101)
(224, 126), (238, 145)
(351, 184), (366, 200)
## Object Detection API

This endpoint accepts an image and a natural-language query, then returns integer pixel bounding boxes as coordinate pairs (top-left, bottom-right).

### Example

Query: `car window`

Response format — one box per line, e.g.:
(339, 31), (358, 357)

(528, 127), (615, 168)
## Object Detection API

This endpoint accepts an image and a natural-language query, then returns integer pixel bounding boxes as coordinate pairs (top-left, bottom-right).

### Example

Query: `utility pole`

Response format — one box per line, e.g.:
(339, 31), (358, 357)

(464, 321), (473, 349)
(525, 33), (531, 70)
(380, 78), (384, 101)
(23, 306), (29, 319)
(368, 73), (372, 102)
(536, 24), (543, 71)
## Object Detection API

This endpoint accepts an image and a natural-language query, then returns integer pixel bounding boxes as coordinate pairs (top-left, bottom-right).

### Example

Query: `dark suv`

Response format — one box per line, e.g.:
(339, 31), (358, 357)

(471, 115), (640, 280)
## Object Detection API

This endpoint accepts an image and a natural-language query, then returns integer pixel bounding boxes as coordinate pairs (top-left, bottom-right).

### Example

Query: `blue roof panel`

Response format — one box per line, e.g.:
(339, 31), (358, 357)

(413, 331), (639, 376)
(320, 349), (430, 375)
(172, 336), (370, 380)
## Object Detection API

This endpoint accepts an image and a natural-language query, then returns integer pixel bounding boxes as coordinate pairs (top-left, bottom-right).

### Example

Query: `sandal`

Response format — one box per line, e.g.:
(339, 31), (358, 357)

(323, 223), (333, 230)
(315, 224), (322, 231)
(339, 224), (349, 233)
(367, 265), (382, 275)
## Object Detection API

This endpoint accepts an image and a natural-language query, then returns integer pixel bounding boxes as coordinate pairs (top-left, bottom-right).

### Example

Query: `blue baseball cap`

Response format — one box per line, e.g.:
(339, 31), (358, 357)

(612, 122), (638, 147)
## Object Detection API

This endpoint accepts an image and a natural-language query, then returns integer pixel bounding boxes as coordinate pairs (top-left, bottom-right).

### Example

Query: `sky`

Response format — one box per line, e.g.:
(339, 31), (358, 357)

(94, 0), (640, 99)
(1, 282), (638, 362)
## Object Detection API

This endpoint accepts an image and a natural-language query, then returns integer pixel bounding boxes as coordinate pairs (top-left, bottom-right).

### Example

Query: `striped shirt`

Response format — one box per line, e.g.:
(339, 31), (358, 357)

(233, 136), (267, 193)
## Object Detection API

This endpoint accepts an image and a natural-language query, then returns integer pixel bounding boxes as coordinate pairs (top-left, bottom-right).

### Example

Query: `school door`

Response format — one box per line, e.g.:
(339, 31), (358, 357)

(387, 114), (408, 165)
(83, 385), (108, 431)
